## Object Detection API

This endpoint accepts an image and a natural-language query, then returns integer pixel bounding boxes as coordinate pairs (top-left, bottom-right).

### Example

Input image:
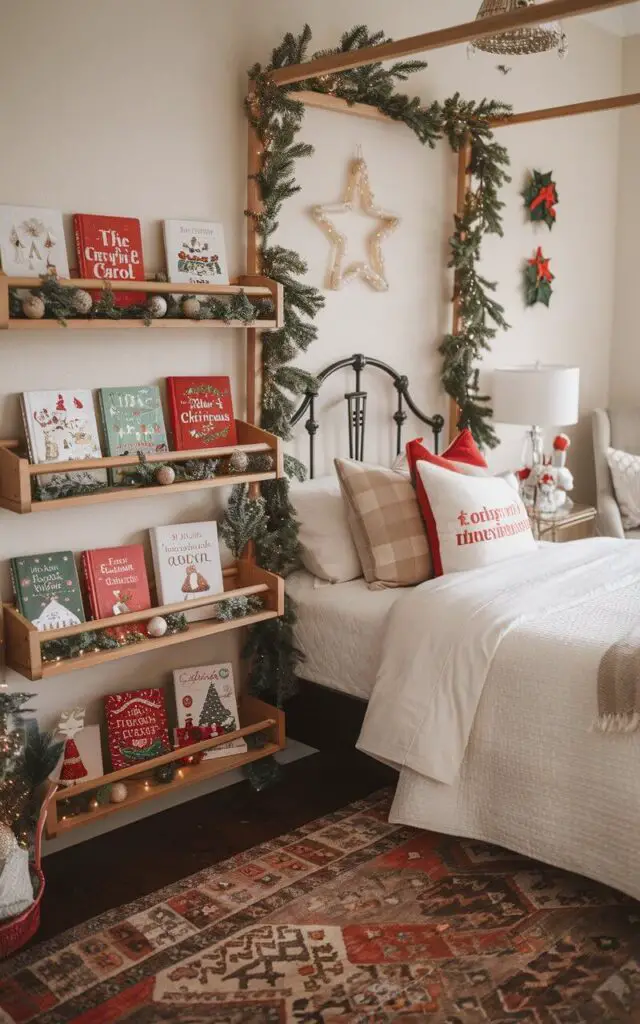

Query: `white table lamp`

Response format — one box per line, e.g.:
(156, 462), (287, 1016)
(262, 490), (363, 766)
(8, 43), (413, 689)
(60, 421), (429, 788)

(492, 364), (580, 467)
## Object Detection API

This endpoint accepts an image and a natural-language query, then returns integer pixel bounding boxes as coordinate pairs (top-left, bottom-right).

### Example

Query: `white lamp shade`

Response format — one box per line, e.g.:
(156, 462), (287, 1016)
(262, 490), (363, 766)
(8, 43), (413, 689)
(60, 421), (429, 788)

(492, 365), (580, 427)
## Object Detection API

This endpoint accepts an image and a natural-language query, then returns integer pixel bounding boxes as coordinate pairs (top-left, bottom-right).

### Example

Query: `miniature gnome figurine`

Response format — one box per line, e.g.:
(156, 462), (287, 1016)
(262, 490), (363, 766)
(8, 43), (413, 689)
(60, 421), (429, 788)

(57, 706), (89, 786)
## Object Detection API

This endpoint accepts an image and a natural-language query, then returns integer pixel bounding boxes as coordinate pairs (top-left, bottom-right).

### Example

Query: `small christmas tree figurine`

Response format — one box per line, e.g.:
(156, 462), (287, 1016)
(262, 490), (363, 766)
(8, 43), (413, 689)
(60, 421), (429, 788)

(198, 683), (235, 733)
(57, 706), (89, 786)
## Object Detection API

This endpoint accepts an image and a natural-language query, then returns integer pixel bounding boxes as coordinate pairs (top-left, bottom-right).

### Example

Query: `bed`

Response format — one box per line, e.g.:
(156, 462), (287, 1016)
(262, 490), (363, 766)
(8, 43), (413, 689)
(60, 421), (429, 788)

(286, 355), (640, 902)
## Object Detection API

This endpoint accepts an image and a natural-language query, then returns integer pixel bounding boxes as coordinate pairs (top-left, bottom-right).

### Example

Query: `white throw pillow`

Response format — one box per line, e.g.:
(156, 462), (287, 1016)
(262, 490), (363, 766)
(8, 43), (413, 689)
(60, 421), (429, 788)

(607, 446), (640, 529)
(290, 475), (362, 583)
(415, 459), (536, 576)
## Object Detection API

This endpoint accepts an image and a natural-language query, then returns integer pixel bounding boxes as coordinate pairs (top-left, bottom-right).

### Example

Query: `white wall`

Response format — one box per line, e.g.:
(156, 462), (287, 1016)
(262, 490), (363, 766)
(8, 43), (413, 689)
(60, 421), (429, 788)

(0, 0), (623, 832)
(610, 34), (640, 408)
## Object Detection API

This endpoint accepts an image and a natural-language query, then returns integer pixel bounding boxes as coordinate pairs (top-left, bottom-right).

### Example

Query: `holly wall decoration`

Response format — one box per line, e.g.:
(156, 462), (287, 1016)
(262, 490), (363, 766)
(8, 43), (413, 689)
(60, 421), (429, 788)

(523, 170), (558, 229)
(524, 247), (554, 307)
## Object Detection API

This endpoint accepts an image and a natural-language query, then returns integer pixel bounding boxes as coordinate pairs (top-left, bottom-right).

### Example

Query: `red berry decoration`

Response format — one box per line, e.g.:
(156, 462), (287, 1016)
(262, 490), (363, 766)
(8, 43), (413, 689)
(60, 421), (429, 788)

(523, 170), (558, 230)
(524, 247), (554, 308)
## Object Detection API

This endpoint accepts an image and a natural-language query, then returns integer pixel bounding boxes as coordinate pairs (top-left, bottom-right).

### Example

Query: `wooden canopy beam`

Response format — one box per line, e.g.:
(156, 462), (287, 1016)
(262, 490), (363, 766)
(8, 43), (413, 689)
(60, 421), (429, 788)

(270, 0), (634, 86)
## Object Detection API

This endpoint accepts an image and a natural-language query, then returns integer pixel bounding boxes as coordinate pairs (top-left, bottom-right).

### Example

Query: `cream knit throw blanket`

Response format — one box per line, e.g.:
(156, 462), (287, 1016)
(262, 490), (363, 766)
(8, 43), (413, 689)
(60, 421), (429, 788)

(597, 629), (640, 733)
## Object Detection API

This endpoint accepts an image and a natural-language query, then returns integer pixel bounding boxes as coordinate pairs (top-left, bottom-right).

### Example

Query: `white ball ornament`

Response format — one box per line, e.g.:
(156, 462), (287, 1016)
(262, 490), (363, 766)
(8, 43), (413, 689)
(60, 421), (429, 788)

(155, 465), (176, 486)
(109, 782), (128, 804)
(71, 289), (93, 315)
(22, 295), (45, 319)
(229, 450), (249, 474)
(147, 616), (168, 638)
(147, 295), (167, 318)
(181, 296), (201, 319)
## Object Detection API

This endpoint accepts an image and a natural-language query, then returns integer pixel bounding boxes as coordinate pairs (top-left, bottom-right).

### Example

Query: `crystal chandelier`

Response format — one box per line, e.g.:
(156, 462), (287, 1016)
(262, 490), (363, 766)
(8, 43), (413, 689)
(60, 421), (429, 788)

(471, 0), (568, 57)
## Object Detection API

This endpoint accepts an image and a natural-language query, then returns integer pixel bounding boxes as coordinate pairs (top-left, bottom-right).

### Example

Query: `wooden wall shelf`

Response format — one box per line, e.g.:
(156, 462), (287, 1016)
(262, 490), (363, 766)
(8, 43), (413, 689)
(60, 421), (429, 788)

(0, 420), (282, 514)
(3, 561), (284, 681)
(46, 695), (285, 838)
(0, 273), (284, 331)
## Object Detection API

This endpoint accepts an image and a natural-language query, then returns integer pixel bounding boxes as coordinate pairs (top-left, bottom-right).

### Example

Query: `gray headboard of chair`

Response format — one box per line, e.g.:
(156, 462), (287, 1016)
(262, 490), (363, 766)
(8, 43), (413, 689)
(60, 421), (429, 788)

(289, 353), (445, 478)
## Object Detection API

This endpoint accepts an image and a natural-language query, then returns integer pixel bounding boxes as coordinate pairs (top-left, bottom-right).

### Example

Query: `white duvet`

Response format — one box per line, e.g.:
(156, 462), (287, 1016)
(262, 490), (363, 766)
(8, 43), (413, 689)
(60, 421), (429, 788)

(358, 538), (640, 900)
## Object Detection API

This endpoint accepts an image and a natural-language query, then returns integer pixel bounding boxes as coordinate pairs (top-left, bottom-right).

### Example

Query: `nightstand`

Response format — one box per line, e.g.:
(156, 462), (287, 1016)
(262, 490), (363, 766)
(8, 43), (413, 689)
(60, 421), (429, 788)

(528, 503), (597, 542)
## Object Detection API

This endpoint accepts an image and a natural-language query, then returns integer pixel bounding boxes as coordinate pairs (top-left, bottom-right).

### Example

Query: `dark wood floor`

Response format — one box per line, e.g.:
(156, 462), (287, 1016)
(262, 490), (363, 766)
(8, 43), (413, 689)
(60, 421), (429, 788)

(37, 750), (396, 944)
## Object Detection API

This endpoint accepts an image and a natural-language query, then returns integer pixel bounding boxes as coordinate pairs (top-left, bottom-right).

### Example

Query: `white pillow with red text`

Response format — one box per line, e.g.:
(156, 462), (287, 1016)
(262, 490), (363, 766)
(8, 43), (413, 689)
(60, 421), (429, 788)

(415, 459), (536, 576)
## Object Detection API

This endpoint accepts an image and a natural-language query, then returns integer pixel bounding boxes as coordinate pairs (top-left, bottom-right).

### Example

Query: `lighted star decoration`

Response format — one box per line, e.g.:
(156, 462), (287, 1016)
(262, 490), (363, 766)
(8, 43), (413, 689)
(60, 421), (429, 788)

(311, 157), (400, 292)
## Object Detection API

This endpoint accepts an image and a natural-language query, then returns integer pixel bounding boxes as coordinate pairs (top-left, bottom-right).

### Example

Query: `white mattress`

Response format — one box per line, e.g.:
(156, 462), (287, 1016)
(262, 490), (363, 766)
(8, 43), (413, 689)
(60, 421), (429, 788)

(286, 570), (403, 700)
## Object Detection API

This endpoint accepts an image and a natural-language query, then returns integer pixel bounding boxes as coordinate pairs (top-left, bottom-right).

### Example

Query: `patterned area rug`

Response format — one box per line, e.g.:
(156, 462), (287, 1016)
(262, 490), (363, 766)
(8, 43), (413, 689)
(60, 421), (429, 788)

(0, 789), (638, 1023)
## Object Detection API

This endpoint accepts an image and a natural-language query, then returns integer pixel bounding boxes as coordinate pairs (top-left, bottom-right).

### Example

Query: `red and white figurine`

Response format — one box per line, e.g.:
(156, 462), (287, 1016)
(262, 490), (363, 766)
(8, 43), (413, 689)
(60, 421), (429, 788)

(56, 706), (89, 786)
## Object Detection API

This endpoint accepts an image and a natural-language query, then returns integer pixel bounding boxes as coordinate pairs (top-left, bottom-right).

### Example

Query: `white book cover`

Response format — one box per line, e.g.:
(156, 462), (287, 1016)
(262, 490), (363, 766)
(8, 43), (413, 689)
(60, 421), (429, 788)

(21, 389), (106, 487)
(163, 220), (229, 285)
(150, 521), (223, 618)
(173, 662), (247, 759)
(0, 205), (70, 278)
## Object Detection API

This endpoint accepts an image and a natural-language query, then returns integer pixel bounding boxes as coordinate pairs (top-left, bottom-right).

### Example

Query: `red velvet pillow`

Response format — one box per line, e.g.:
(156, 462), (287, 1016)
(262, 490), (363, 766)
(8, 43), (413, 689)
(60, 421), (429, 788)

(406, 430), (489, 577)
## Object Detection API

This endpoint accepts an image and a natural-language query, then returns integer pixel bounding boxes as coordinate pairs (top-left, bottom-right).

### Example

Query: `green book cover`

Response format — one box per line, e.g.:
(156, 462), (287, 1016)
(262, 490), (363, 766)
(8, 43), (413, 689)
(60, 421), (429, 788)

(11, 551), (86, 631)
(98, 386), (169, 484)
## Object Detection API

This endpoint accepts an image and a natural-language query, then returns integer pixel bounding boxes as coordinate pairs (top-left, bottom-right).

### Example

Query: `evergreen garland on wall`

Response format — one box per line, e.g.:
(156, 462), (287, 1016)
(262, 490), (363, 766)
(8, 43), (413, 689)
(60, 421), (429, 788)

(237, 24), (512, 708)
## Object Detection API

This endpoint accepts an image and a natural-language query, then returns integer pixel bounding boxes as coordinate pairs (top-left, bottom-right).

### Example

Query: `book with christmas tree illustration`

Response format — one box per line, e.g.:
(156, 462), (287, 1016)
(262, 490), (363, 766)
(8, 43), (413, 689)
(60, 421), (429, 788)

(21, 388), (106, 489)
(81, 543), (151, 620)
(149, 520), (223, 621)
(98, 385), (168, 484)
(163, 220), (229, 285)
(10, 551), (86, 632)
(0, 204), (70, 278)
(166, 376), (236, 450)
(104, 687), (170, 772)
(74, 214), (145, 307)
(173, 663), (246, 759)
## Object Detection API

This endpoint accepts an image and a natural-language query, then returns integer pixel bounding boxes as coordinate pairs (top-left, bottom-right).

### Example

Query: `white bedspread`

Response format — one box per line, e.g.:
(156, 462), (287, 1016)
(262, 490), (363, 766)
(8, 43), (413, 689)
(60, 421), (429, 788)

(358, 538), (640, 900)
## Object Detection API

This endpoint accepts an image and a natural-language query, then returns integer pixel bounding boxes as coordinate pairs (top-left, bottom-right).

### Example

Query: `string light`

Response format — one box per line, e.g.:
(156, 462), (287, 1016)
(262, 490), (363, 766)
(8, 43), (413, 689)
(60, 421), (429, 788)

(311, 155), (400, 292)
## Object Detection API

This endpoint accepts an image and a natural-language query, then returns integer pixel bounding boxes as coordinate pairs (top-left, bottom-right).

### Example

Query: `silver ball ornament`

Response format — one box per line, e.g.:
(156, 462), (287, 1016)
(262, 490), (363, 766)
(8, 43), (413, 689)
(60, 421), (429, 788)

(71, 289), (93, 314)
(155, 465), (176, 486)
(181, 297), (201, 319)
(147, 615), (168, 638)
(110, 782), (128, 804)
(147, 295), (167, 319)
(229, 450), (249, 474)
(22, 295), (45, 319)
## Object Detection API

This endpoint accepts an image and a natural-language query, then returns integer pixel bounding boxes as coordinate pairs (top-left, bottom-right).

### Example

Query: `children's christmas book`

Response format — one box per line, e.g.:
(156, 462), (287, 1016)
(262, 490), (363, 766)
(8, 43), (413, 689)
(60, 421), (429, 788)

(166, 376), (236, 450)
(0, 205), (70, 278)
(98, 385), (168, 483)
(163, 220), (229, 285)
(74, 214), (145, 307)
(173, 663), (246, 759)
(81, 544), (151, 620)
(149, 521), (223, 618)
(10, 551), (86, 632)
(104, 687), (170, 771)
(21, 389), (106, 488)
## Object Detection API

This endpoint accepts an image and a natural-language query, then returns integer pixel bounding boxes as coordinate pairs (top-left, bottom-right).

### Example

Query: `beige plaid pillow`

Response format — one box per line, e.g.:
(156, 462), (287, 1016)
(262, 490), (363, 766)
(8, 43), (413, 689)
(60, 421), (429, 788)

(334, 458), (432, 589)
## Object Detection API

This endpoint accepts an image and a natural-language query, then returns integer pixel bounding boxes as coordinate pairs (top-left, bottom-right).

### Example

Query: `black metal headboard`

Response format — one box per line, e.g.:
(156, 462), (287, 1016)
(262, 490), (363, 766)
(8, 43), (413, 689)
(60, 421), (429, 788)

(290, 353), (445, 478)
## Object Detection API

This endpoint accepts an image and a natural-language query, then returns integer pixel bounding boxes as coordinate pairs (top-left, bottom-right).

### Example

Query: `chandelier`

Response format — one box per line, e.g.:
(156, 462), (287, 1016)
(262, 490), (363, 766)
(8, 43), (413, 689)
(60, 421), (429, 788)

(471, 0), (568, 57)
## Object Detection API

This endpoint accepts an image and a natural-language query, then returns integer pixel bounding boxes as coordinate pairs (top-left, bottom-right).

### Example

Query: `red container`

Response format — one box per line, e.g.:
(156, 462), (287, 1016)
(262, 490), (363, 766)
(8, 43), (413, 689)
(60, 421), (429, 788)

(0, 784), (55, 959)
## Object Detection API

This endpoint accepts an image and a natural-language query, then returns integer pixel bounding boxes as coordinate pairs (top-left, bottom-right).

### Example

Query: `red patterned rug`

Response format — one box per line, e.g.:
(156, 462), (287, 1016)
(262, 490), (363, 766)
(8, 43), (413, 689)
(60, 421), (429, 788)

(0, 789), (638, 1023)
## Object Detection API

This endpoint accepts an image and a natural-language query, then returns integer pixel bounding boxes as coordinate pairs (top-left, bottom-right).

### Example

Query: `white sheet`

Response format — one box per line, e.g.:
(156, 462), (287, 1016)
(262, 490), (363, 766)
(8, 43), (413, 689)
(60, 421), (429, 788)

(286, 570), (402, 700)
(358, 538), (640, 900)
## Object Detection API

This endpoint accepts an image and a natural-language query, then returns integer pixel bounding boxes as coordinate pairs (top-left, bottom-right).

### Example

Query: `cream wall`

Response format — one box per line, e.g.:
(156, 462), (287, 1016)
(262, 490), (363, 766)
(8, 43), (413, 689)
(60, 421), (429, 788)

(610, 34), (640, 408)
(0, 1), (623, 833)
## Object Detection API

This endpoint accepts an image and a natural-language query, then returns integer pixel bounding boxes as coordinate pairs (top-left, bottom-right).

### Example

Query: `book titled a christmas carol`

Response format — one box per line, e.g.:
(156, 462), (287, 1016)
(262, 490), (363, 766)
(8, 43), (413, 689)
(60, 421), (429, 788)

(173, 663), (246, 759)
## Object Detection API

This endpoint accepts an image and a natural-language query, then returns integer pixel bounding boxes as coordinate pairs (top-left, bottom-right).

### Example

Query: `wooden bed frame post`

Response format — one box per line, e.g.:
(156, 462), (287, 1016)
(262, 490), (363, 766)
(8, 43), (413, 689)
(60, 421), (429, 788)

(449, 141), (472, 444)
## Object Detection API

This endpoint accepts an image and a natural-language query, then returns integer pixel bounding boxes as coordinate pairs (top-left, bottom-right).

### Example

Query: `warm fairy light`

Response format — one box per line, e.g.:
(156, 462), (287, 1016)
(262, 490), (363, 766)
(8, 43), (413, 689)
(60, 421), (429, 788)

(89, 798), (99, 811)
(177, 769), (184, 779)
(143, 780), (151, 790)
(311, 156), (400, 292)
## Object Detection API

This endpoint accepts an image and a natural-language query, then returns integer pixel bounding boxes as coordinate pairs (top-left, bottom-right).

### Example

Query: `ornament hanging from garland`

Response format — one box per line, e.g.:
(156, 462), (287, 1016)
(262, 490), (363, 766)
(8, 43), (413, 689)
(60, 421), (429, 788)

(523, 170), (558, 229)
(312, 154), (400, 292)
(524, 247), (554, 307)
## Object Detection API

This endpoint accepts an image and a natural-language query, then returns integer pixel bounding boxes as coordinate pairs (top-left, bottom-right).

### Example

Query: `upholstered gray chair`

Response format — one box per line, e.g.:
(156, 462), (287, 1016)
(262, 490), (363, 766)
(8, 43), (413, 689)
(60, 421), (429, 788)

(592, 408), (640, 539)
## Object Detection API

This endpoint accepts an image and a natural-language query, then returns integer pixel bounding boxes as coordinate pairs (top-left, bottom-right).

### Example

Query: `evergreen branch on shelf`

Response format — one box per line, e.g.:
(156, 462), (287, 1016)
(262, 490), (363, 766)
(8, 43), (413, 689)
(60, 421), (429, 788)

(219, 485), (268, 558)
(246, 24), (511, 705)
(40, 614), (188, 664)
(216, 595), (264, 621)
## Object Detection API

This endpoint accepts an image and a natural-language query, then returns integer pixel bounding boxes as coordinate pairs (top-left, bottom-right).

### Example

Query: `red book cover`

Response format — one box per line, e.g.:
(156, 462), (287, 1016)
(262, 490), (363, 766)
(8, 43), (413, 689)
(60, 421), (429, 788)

(82, 544), (151, 620)
(105, 687), (170, 771)
(73, 214), (145, 308)
(167, 376), (236, 450)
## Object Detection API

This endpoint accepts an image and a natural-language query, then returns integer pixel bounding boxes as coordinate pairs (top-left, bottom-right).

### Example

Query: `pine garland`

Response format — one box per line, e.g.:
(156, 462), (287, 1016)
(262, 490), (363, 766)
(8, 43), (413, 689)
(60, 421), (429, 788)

(235, 24), (512, 712)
